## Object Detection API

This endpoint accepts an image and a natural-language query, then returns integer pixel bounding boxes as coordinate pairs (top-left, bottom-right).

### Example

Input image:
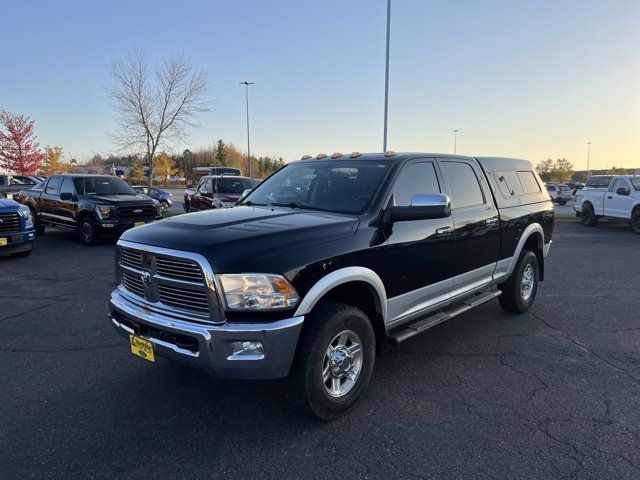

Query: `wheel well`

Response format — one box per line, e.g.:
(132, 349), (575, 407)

(632, 204), (640, 215)
(523, 233), (544, 281)
(314, 281), (386, 356)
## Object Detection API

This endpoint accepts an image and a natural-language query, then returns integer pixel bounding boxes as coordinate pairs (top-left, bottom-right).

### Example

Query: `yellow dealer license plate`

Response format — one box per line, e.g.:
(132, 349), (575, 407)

(129, 334), (155, 362)
(134, 221), (145, 227)
(0, 238), (7, 246)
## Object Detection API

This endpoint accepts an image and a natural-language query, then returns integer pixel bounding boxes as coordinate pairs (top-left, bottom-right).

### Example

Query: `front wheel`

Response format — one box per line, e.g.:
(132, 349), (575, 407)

(630, 210), (640, 234)
(160, 201), (170, 214)
(581, 204), (598, 226)
(499, 250), (539, 313)
(283, 302), (376, 421)
(78, 217), (99, 245)
(183, 202), (190, 213)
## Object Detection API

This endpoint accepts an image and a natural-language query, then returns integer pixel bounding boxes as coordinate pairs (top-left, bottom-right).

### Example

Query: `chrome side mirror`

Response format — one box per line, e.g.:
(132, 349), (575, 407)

(384, 193), (451, 223)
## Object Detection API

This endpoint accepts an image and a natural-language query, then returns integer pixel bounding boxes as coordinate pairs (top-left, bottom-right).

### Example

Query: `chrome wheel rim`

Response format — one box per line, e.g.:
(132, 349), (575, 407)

(521, 263), (534, 302)
(323, 330), (363, 398)
(161, 203), (168, 213)
(81, 222), (92, 242)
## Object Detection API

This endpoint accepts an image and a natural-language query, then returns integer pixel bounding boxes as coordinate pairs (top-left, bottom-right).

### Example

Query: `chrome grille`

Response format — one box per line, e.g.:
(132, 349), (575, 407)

(0, 212), (20, 234)
(156, 256), (203, 283)
(122, 271), (145, 297)
(120, 248), (143, 269)
(158, 284), (209, 312)
(117, 244), (219, 323)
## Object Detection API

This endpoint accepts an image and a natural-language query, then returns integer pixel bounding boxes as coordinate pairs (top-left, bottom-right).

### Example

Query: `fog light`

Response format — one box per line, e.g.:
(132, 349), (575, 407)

(229, 341), (264, 360)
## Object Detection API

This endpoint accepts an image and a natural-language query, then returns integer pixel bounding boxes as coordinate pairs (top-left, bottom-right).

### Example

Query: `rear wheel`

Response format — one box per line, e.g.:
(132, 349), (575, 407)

(581, 204), (598, 226)
(32, 209), (45, 235)
(499, 250), (539, 313)
(78, 217), (99, 245)
(284, 302), (375, 421)
(630, 209), (640, 234)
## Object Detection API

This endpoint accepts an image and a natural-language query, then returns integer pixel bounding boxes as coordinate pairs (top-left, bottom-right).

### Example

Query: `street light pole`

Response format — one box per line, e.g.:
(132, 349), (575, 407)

(239, 81), (254, 177)
(453, 129), (460, 154)
(383, 0), (391, 152)
(586, 142), (592, 178)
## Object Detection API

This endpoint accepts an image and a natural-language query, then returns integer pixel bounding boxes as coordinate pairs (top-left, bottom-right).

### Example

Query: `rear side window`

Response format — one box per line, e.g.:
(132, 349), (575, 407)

(518, 171), (541, 193)
(496, 171), (524, 197)
(392, 162), (441, 206)
(45, 178), (62, 195)
(441, 162), (484, 208)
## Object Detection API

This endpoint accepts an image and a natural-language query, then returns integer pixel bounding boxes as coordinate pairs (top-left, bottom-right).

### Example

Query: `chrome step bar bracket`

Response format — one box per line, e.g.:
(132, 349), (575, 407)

(388, 289), (502, 345)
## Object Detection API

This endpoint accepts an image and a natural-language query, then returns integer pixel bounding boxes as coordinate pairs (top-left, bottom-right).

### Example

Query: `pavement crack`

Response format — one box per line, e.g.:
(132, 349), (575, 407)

(528, 311), (640, 387)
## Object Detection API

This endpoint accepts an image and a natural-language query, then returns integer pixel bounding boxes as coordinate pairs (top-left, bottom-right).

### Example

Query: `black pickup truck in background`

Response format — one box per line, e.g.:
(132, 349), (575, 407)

(0, 174), (37, 200)
(109, 152), (554, 419)
(20, 174), (160, 245)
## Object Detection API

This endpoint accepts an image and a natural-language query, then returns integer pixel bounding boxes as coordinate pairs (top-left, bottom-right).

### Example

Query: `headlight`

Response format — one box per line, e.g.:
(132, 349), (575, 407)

(95, 205), (113, 220)
(18, 209), (34, 228)
(217, 274), (299, 310)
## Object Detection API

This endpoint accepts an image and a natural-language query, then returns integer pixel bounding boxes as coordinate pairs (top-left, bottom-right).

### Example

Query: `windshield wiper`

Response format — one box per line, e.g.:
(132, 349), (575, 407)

(241, 200), (268, 206)
(271, 202), (330, 212)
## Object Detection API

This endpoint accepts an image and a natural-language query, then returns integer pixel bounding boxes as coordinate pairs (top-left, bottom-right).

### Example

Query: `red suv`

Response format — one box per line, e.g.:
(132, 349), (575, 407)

(184, 175), (256, 212)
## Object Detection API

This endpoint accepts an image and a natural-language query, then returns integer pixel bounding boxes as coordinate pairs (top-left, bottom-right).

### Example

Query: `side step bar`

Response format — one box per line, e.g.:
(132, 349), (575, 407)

(388, 289), (502, 345)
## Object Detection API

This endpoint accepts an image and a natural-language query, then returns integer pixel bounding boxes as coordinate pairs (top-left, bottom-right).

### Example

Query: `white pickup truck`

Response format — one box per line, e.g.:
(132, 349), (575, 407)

(575, 175), (640, 233)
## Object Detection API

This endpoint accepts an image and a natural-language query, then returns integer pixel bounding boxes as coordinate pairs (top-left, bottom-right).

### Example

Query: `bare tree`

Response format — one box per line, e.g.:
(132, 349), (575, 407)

(106, 49), (209, 186)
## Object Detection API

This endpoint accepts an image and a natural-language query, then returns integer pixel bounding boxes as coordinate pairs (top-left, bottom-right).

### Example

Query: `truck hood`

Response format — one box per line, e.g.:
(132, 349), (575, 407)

(120, 206), (359, 272)
(80, 194), (154, 204)
(0, 198), (21, 209)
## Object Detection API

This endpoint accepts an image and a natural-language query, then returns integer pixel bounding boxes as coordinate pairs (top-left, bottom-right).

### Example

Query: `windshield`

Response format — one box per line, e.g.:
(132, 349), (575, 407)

(75, 176), (136, 196)
(585, 176), (613, 188)
(213, 178), (256, 194)
(242, 160), (391, 214)
(630, 178), (640, 190)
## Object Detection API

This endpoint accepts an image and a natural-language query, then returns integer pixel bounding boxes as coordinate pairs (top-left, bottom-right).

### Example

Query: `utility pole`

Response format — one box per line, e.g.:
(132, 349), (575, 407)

(453, 129), (460, 154)
(382, 0), (391, 152)
(586, 142), (592, 178)
(239, 81), (254, 177)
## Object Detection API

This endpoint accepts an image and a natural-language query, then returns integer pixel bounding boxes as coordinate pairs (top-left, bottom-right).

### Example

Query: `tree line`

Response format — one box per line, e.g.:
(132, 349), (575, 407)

(535, 158), (631, 183)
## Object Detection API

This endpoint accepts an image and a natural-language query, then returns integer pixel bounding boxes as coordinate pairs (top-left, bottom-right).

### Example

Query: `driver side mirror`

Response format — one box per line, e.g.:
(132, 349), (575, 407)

(60, 192), (74, 201)
(383, 194), (451, 223)
(616, 187), (630, 196)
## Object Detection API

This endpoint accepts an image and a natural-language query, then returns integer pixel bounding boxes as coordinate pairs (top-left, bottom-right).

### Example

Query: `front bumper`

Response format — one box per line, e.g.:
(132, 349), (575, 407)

(0, 230), (35, 256)
(109, 289), (304, 380)
(97, 218), (157, 234)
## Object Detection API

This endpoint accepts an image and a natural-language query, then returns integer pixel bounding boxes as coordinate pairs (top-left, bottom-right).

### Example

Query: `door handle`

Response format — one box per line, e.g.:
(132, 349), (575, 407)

(436, 226), (454, 235)
(485, 216), (499, 225)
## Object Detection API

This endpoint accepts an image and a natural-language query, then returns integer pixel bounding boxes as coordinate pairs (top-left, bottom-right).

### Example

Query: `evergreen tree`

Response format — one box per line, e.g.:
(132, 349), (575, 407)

(215, 139), (227, 166)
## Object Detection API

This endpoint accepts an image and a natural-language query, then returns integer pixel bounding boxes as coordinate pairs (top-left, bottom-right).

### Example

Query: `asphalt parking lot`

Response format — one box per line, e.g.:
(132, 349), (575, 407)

(1, 220), (639, 479)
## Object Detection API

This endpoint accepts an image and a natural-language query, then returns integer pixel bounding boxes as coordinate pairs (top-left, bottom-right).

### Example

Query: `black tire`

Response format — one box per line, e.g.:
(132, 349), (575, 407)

(630, 209), (640, 234)
(78, 217), (99, 245)
(283, 302), (376, 421)
(581, 204), (598, 226)
(499, 250), (539, 313)
(183, 202), (190, 213)
(160, 201), (170, 214)
(32, 209), (45, 235)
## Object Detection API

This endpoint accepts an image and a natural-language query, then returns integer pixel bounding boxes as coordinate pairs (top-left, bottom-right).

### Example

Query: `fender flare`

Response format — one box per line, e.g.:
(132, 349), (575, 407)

(293, 266), (388, 322)
(506, 223), (544, 277)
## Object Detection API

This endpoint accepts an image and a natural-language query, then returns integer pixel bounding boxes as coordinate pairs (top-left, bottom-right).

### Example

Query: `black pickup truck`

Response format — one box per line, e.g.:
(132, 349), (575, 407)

(21, 174), (160, 245)
(108, 152), (554, 419)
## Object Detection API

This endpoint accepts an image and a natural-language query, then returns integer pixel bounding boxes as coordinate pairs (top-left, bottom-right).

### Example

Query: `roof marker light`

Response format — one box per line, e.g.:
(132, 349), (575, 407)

(331, 152), (343, 159)
(384, 150), (396, 157)
(316, 153), (327, 159)
(301, 155), (312, 160)
(350, 152), (362, 158)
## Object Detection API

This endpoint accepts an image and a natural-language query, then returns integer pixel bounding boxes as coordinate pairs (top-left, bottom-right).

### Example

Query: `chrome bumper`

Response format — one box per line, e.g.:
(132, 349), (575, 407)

(109, 290), (304, 380)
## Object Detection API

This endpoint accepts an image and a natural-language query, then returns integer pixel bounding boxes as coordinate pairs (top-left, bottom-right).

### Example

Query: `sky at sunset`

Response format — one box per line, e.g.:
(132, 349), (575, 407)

(2, 0), (639, 170)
